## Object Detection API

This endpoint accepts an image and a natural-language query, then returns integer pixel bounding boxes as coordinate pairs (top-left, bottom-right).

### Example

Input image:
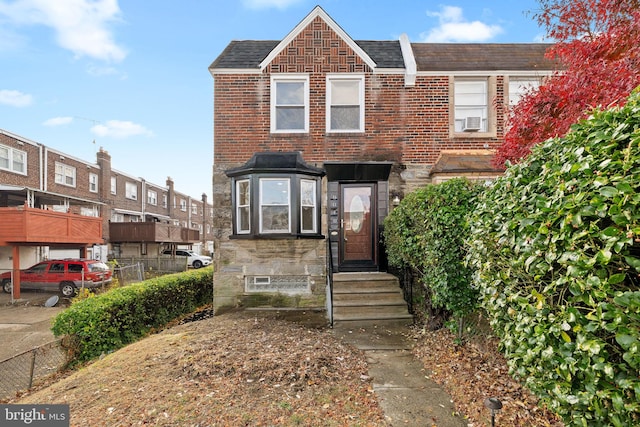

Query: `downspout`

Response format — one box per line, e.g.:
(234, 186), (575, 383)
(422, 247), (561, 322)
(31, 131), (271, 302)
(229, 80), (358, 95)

(42, 146), (47, 192)
(141, 179), (146, 220)
(399, 33), (417, 87)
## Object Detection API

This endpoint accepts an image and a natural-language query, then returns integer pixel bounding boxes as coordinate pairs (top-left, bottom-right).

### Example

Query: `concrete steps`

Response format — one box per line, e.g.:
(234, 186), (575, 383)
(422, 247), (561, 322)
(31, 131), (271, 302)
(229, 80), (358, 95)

(332, 272), (413, 327)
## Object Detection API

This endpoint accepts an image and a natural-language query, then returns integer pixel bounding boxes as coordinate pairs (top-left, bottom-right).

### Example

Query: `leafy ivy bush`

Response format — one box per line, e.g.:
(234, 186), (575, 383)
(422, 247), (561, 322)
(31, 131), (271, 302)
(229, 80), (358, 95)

(384, 178), (482, 329)
(467, 90), (640, 426)
(52, 267), (213, 363)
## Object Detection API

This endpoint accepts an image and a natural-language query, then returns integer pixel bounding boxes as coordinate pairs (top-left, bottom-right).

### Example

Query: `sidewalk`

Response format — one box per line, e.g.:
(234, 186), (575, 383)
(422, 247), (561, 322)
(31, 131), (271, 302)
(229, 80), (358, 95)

(332, 324), (468, 427)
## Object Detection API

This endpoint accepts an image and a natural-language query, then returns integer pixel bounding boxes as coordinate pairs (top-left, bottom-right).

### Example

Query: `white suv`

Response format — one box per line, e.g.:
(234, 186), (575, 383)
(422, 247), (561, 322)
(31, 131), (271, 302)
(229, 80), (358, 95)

(162, 250), (211, 269)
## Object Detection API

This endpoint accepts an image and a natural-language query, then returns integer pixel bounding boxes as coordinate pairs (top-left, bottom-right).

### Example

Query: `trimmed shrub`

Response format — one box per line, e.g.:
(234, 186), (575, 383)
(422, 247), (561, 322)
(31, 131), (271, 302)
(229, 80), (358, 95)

(384, 178), (482, 329)
(467, 90), (640, 426)
(52, 267), (213, 363)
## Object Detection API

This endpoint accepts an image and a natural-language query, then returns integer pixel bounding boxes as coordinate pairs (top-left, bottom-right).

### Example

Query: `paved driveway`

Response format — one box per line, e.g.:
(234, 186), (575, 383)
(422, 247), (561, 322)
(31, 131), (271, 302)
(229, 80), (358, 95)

(0, 291), (66, 361)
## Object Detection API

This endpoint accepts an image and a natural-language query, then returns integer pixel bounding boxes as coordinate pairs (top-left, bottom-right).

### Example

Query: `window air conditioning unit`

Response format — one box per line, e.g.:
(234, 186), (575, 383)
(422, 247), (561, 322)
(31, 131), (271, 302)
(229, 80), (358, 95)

(463, 116), (482, 131)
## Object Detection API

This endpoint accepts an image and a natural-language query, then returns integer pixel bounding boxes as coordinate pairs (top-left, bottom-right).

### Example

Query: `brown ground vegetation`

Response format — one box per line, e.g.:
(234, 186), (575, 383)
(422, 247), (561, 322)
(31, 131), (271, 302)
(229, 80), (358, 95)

(10, 310), (563, 426)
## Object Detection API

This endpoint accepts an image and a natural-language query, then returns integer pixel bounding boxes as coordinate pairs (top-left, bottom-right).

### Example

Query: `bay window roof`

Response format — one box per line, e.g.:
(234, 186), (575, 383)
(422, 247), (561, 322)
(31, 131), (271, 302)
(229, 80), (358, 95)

(226, 152), (325, 178)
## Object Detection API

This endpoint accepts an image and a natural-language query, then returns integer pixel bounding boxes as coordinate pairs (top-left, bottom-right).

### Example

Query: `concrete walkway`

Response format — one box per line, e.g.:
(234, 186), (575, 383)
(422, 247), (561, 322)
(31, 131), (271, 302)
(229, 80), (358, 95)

(332, 324), (468, 427)
(0, 291), (65, 361)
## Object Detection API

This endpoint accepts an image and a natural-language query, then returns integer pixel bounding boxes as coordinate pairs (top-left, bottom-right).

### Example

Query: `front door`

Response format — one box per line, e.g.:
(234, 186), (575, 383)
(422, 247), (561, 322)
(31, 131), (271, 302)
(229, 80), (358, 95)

(339, 183), (377, 271)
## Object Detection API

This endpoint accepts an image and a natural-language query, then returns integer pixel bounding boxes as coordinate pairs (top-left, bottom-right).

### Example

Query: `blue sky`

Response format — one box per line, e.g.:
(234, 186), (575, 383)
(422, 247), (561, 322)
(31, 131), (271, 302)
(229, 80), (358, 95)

(0, 0), (546, 199)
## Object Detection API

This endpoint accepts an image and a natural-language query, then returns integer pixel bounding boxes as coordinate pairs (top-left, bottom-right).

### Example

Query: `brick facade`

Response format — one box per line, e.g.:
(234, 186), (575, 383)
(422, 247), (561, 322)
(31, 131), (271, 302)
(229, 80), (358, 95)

(209, 7), (555, 314)
(0, 129), (214, 261)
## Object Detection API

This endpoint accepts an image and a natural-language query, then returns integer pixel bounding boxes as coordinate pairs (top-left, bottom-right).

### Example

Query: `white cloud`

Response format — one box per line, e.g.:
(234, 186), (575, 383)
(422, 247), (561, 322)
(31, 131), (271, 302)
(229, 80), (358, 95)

(91, 120), (153, 139)
(0, 89), (32, 107)
(0, 0), (127, 62)
(43, 116), (73, 126)
(242, 0), (303, 10)
(421, 5), (503, 42)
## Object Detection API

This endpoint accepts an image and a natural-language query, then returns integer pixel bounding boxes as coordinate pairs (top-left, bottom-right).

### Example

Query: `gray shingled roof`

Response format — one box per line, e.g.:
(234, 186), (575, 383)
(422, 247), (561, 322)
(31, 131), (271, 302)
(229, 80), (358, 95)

(209, 40), (404, 70)
(209, 40), (279, 70)
(209, 40), (556, 72)
(412, 43), (555, 72)
(354, 40), (404, 68)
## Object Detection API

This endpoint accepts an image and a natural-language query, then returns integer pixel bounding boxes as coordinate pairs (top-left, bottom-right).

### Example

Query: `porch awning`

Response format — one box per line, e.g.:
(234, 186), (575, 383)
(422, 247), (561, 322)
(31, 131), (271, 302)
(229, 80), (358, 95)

(323, 162), (393, 182)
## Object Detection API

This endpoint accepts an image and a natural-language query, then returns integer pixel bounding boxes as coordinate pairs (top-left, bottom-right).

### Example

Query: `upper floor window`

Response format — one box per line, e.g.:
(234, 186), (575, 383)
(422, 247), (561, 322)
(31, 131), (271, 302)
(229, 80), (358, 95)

(271, 75), (309, 133)
(180, 199), (187, 211)
(55, 162), (76, 187)
(147, 190), (157, 205)
(89, 173), (98, 193)
(508, 77), (541, 106)
(0, 144), (26, 175)
(227, 152), (324, 239)
(162, 194), (168, 208)
(454, 79), (488, 133)
(110, 176), (117, 195)
(191, 204), (198, 214)
(125, 182), (138, 200)
(326, 75), (364, 132)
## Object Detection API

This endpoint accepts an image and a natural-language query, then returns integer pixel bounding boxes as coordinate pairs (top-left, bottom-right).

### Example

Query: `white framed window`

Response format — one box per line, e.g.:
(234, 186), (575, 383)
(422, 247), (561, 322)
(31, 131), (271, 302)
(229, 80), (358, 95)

(89, 173), (98, 193)
(81, 206), (99, 217)
(110, 176), (117, 195)
(191, 204), (198, 214)
(454, 79), (488, 132)
(162, 194), (168, 208)
(0, 144), (27, 174)
(125, 182), (138, 200)
(147, 190), (157, 205)
(300, 179), (317, 233)
(111, 212), (124, 222)
(508, 77), (541, 106)
(180, 199), (187, 211)
(259, 178), (290, 233)
(271, 75), (309, 133)
(236, 179), (251, 234)
(326, 74), (365, 132)
(55, 162), (76, 187)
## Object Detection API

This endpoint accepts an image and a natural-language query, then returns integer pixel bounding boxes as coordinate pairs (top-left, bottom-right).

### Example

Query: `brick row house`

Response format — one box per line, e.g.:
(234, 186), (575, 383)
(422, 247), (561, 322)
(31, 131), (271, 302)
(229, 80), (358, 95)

(208, 6), (555, 323)
(0, 128), (213, 282)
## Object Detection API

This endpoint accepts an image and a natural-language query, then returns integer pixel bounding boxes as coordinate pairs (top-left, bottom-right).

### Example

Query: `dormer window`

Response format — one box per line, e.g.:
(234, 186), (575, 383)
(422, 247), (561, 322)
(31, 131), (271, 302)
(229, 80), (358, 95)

(227, 152), (324, 238)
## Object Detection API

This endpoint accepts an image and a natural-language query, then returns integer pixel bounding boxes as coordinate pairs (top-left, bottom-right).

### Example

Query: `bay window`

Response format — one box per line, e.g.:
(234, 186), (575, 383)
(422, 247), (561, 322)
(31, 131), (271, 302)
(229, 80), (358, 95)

(260, 178), (290, 233)
(227, 152), (324, 238)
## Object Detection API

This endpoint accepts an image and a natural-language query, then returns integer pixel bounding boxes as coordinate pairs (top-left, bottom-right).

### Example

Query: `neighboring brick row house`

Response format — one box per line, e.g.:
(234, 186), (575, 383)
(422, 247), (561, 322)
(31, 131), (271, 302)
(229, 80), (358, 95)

(208, 6), (556, 318)
(0, 128), (213, 272)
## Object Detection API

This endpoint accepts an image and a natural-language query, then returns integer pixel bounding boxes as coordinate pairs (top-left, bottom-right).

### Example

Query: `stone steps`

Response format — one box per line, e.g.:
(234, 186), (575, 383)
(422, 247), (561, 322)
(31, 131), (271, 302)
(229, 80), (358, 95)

(332, 272), (413, 327)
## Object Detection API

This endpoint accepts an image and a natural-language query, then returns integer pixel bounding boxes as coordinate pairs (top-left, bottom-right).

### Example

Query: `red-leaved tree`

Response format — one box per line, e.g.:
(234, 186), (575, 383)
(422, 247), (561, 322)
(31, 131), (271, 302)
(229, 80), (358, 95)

(495, 0), (640, 166)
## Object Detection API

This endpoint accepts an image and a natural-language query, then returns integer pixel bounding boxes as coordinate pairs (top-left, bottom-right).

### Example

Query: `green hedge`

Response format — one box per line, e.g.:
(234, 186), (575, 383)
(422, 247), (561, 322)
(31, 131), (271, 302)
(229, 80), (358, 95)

(384, 178), (482, 329)
(467, 90), (640, 426)
(52, 267), (213, 363)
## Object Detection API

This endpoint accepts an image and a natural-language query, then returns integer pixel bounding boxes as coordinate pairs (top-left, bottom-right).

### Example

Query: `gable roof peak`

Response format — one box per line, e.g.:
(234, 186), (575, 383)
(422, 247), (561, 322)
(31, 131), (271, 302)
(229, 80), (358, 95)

(258, 5), (376, 70)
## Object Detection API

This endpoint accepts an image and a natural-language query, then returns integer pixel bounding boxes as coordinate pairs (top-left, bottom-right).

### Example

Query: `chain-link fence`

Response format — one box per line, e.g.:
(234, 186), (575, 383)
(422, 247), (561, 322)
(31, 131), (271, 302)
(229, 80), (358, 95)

(0, 340), (68, 401)
(114, 262), (145, 286)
